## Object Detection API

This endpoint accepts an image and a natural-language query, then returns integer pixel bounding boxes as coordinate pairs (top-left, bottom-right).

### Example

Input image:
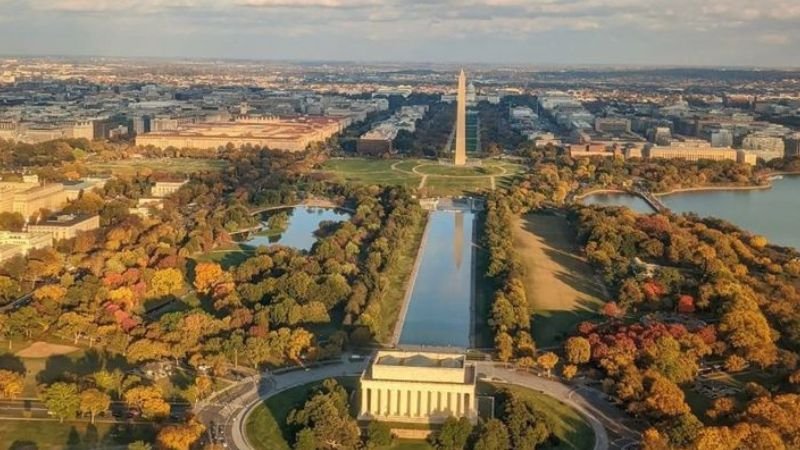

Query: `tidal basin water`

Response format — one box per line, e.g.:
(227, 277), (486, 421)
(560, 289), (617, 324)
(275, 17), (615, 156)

(243, 206), (350, 251)
(582, 176), (800, 249)
(398, 210), (474, 348)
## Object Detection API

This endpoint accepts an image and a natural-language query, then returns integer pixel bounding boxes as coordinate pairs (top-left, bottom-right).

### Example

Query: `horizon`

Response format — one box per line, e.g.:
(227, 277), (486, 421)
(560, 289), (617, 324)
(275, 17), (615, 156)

(1, 0), (798, 67)
(3, 53), (800, 72)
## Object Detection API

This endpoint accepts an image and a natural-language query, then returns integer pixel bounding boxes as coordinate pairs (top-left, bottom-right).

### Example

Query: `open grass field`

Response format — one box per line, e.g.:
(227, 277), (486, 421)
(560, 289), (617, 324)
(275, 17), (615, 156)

(86, 157), (228, 176)
(512, 212), (606, 348)
(480, 382), (595, 450)
(318, 158), (522, 197)
(0, 421), (156, 450)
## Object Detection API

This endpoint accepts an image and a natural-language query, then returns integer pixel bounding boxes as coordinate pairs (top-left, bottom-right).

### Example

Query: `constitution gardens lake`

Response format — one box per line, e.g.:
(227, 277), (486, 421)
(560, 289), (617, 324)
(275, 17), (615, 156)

(240, 206), (351, 251)
(582, 175), (800, 249)
(398, 208), (475, 348)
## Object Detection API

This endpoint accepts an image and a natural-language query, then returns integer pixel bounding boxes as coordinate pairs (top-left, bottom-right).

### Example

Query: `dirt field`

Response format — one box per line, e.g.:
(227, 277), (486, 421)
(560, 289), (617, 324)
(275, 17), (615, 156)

(513, 213), (606, 348)
(15, 341), (80, 358)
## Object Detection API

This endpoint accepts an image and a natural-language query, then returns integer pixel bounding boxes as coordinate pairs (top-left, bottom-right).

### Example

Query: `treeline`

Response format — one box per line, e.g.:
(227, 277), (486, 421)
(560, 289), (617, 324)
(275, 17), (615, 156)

(568, 205), (800, 448)
(0, 148), (424, 398)
(483, 192), (534, 362)
(500, 146), (760, 212)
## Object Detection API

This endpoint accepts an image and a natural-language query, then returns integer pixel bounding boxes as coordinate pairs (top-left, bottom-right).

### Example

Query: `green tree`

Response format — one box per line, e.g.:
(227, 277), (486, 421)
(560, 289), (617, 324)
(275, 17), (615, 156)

(432, 416), (473, 450)
(41, 382), (80, 423)
(474, 418), (510, 450)
(564, 336), (591, 365)
(367, 421), (394, 448)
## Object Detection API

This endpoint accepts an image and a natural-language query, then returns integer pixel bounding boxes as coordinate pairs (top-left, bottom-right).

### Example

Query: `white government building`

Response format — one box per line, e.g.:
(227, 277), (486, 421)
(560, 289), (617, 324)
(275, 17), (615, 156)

(358, 350), (477, 425)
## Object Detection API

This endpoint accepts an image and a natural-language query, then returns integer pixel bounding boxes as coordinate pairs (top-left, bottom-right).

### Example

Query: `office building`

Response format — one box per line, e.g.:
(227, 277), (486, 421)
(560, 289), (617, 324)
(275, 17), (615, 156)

(28, 214), (100, 241)
(595, 117), (631, 134)
(152, 180), (188, 198)
(0, 231), (53, 262)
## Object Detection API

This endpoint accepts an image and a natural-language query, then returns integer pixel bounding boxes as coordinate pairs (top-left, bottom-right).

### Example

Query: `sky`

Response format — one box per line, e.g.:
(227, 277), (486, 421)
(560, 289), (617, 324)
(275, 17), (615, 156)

(0, 0), (799, 67)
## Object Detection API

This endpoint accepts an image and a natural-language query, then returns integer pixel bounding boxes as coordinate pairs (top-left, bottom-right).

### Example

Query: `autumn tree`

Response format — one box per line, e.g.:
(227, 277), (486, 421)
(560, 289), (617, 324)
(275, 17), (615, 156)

(157, 419), (206, 450)
(433, 416), (473, 450)
(473, 418), (510, 450)
(0, 370), (24, 399)
(123, 385), (170, 419)
(79, 388), (111, 424)
(564, 336), (591, 365)
(537, 352), (559, 377)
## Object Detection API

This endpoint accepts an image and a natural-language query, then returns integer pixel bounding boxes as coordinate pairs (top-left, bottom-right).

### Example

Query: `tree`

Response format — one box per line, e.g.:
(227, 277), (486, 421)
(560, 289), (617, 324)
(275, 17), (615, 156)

(157, 419), (206, 450)
(0, 370), (24, 399)
(562, 364), (578, 381)
(294, 428), (317, 450)
(149, 268), (185, 298)
(499, 390), (552, 449)
(94, 369), (125, 399)
(123, 385), (170, 419)
(193, 262), (226, 294)
(367, 421), (394, 448)
(474, 419), (510, 450)
(41, 382), (80, 423)
(433, 416), (473, 450)
(564, 336), (591, 365)
(192, 375), (213, 404)
(287, 379), (361, 450)
(128, 442), (153, 450)
(637, 371), (690, 419)
(537, 352), (559, 376)
(79, 388), (111, 424)
(495, 332), (513, 363)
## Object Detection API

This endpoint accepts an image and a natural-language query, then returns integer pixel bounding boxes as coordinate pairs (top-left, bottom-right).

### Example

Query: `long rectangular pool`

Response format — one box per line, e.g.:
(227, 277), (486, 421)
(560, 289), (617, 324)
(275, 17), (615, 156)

(398, 210), (474, 348)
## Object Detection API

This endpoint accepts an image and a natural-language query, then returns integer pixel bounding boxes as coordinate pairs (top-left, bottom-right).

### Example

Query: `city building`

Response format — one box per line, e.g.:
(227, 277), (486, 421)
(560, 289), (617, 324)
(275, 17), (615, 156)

(644, 146), (745, 164)
(742, 133), (785, 161)
(785, 133), (800, 157)
(711, 129), (734, 148)
(28, 214), (100, 240)
(594, 117), (631, 134)
(152, 180), (188, 198)
(136, 115), (347, 152)
(0, 231), (53, 262)
(358, 350), (477, 425)
(62, 177), (109, 201)
(11, 183), (68, 218)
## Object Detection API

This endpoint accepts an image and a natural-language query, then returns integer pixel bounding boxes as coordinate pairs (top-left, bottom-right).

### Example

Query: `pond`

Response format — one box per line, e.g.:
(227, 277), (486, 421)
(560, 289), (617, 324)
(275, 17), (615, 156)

(240, 206), (351, 251)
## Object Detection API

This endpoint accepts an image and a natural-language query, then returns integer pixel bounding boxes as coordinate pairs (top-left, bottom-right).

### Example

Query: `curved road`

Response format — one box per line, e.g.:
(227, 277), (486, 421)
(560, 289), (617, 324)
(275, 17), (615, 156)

(196, 357), (639, 450)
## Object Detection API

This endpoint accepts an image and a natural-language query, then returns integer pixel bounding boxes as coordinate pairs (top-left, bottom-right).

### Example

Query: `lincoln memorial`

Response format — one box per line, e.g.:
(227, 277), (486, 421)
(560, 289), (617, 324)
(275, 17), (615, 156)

(358, 350), (477, 425)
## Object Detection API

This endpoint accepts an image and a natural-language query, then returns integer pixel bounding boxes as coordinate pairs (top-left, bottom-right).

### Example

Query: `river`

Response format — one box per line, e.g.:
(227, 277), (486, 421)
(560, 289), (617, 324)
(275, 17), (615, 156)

(582, 176), (800, 249)
(398, 209), (475, 348)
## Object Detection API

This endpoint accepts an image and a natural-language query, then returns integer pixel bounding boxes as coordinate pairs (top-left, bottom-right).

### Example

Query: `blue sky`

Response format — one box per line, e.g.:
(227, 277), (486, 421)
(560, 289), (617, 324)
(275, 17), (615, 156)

(1, 0), (798, 66)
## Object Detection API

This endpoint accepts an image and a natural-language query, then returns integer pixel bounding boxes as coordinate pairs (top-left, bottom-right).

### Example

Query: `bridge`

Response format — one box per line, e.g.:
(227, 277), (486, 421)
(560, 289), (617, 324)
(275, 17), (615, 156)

(632, 189), (669, 213)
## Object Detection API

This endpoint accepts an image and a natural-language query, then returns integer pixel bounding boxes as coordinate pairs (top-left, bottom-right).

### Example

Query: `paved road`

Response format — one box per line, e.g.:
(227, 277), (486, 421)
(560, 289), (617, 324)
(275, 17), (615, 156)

(195, 358), (368, 450)
(475, 362), (641, 450)
(196, 357), (639, 450)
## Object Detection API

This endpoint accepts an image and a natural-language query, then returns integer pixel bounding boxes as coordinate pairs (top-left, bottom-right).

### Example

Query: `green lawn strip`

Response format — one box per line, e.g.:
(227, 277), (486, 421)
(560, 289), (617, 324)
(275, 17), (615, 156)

(0, 421), (156, 449)
(245, 377), (358, 450)
(413, 164), (503, 177)
(373, 214), (428, 343)
(322, 159), (399, 173)
(424, 177), (492, 196)
(87, 158), (228, 176)
(480, 382), (595, 450)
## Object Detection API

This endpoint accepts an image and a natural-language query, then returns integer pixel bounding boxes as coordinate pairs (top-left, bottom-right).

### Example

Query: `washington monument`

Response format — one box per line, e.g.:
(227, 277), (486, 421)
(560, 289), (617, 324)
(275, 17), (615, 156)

(454, 69), (467, 166)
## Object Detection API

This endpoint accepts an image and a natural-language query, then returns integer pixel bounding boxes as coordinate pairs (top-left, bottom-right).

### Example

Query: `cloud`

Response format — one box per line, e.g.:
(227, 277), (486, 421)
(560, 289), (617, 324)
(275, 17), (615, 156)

(757, 33), (791, 45)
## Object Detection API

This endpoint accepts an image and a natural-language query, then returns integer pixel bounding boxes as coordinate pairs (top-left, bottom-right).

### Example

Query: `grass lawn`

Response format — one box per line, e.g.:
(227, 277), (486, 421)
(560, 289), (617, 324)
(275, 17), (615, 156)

(0, 338), (133, 398)
(192, 244), (255, 269)
(413, 164), (505, 177)
(319, 157), (520, 197)
(86, 157), (228, 176)
(377, 441), (434, 450)
(0, 420), (156, 449)
(480, 382), (595, 450)
(512, 213), (606, 348)
(246, 377), (359, 450)
(373, 213), (428, 343)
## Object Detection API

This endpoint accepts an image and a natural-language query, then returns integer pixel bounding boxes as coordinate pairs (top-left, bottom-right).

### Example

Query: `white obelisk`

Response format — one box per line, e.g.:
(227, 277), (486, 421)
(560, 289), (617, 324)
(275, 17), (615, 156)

(454, 69), (467, 166)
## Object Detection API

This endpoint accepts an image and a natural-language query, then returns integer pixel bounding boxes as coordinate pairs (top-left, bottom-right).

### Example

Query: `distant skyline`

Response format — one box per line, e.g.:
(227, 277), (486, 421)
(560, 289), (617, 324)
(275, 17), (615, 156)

(1, 0), (798, 67)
